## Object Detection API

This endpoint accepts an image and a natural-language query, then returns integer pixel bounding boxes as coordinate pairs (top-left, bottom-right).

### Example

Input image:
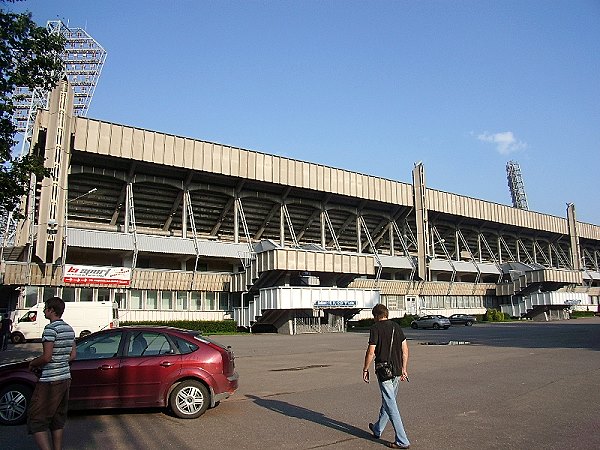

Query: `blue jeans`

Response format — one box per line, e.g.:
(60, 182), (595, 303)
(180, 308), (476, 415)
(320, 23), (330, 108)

(372, 376), (410, 447)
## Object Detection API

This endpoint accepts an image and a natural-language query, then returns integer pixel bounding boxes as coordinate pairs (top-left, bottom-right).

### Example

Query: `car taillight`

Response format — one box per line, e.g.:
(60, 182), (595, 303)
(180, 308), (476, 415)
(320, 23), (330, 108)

(222, 350), (235, 375)
(109, 321), (115, 329)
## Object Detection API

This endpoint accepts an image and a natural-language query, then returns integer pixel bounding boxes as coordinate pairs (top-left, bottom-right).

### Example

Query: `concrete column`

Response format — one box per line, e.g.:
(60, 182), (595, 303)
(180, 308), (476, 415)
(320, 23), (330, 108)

(567, 203), (581, 271)
(412, 163), (429, 281)
(34, 81), (74, 264)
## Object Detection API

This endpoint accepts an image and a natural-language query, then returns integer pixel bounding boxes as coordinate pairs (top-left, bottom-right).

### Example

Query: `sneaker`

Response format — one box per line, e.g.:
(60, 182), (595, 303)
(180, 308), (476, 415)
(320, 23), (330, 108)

(368, 423), (380, 439)
(387, 443), (410, 449)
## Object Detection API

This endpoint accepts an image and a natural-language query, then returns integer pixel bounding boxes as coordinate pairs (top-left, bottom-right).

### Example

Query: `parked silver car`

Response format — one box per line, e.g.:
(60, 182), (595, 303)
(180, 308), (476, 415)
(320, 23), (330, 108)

(410, 315), (451, 330)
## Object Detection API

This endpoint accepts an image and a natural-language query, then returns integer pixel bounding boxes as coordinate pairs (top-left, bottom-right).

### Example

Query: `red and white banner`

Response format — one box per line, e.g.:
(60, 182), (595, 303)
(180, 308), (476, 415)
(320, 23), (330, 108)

(63, 265), (132, 286)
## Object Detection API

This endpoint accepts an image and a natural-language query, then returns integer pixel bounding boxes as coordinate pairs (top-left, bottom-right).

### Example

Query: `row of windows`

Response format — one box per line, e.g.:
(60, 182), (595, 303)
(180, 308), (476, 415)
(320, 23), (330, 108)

(420, 295), (492, 309)
(126, 290), (230, 312)
(23, 286), (232, 312)
(381, 294), (493, 311)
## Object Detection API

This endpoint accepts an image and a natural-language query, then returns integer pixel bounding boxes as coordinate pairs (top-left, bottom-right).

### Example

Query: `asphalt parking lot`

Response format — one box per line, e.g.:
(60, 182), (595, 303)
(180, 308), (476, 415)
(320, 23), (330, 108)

(1, 318), (600, 449)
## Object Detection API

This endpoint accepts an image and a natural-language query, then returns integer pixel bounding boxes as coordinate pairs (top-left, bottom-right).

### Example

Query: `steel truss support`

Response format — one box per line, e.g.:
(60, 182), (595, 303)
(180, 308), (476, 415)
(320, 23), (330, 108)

(456, 229), (481, 284)
(498, 236), (516, 263)
(296, 210), (320, 242)
(322, 210), (341, 252)
(281, 203), (298, 247)
(431, 225), (456, 285)
(235, 197), (255, 268)
(582, 248), (599, 272)
(358, 216), (382, 284)
(477, 233), (503, 283)
(392, 221), (416, 280)
(516, 239), (535, 265)
(184, 191), (200, 272)
(549, 242), (572, 270)
(533, 240), (552, 266)
(403, 219), (418, 252)
(126, 183), (138, 269)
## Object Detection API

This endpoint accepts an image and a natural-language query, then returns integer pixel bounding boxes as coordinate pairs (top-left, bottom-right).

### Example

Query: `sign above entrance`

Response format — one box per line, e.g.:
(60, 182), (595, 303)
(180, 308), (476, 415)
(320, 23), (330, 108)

(314, 300), (357, 308)
(63, 265), (132, 286)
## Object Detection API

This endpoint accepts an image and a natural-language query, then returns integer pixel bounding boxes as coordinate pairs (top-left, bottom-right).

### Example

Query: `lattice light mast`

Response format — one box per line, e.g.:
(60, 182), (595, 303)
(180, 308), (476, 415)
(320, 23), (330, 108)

(13, 20), (107, 153)
(506, 160), (529, 210)
(4, 21), (106, 250)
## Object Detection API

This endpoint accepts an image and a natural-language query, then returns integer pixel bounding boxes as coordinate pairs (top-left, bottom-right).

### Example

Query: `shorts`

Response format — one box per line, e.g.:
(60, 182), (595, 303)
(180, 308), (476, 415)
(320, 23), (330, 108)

(27, 379), (71, 434)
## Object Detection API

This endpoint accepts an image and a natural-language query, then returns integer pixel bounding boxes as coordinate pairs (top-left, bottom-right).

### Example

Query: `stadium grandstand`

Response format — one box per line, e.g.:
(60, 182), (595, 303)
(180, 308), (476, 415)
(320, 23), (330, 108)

(1, 81), (599, 333)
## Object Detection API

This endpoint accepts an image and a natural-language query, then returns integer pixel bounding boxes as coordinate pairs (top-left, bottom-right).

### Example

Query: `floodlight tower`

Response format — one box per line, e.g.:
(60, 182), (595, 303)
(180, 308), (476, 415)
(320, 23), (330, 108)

(4, 21), (106, 252)
(506, 160), (529, 210)
(13, 20), (107, 153)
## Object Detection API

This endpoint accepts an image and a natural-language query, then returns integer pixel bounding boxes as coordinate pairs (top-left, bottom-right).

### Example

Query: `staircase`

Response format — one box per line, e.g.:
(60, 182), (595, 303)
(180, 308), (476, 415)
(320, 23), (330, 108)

(501, 292), (588, 319)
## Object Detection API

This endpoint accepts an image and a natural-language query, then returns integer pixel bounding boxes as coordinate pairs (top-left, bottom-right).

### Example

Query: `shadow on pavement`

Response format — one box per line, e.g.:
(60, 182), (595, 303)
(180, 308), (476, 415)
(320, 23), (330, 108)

(247, 394), (375, 443)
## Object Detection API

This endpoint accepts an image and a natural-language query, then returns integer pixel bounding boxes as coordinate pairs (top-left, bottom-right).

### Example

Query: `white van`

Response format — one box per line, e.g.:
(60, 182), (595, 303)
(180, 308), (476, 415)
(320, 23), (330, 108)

(11, 301), (119, 344)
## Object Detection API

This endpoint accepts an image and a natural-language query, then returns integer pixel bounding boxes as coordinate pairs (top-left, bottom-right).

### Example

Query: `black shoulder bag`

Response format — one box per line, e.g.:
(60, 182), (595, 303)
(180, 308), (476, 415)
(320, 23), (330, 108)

(375, 326), (395, 382)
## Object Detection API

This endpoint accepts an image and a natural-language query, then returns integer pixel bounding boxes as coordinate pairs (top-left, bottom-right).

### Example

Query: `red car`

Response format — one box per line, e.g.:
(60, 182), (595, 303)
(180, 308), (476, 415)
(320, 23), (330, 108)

(0, 326), (238, 425)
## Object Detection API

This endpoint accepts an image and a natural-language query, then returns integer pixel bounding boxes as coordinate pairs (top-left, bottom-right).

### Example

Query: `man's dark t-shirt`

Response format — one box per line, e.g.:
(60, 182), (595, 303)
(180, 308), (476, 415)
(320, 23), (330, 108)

(369, 320), (406, 377)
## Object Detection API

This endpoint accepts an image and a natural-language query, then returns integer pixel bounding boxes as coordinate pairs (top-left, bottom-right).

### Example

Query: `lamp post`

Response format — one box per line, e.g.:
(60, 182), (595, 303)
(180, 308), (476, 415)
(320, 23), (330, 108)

(70, 188), (97, 203)
(61, 187), (98, 271)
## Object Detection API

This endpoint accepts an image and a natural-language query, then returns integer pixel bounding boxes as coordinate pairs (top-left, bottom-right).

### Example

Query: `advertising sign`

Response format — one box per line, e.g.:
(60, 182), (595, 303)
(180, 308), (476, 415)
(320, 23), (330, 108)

(313, 300), (357, 308)
(63, 265), (132, 286)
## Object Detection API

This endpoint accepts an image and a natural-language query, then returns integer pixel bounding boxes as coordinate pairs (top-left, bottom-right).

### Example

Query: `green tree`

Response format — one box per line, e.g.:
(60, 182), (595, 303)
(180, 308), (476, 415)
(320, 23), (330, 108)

(1, 1), (65, 216)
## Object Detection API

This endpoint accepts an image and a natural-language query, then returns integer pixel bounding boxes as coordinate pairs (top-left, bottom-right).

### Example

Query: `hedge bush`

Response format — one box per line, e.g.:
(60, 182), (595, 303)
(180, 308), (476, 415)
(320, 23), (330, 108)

(120, 320), (238, 334)
(392, 315), (419, 328)
(481, 308), (506, 322)
(350, 314), (418, 329)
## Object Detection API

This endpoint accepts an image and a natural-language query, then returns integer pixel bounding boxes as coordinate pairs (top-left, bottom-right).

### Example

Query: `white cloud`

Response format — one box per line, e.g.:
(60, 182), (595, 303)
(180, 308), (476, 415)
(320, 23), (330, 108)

(476, 131), (527, 155)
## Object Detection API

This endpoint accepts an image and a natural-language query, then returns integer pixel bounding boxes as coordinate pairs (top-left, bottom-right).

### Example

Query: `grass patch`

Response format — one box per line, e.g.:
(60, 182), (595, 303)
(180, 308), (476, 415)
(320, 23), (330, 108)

(570, 311), (596, 318)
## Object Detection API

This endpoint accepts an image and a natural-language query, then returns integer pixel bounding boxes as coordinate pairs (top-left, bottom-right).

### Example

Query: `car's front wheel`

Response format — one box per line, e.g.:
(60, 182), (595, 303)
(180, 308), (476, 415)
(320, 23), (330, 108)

(465, 320), (473, 326)
(10, 332), (25, 344)
(432, 323), (440, 330)
(0, 383), (32, 425)
(169, 380), (210, 419)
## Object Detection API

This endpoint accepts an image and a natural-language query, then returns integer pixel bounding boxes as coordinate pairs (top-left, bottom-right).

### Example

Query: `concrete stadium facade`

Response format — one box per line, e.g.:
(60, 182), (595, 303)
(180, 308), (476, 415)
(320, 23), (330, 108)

(1, 82), (599, 333)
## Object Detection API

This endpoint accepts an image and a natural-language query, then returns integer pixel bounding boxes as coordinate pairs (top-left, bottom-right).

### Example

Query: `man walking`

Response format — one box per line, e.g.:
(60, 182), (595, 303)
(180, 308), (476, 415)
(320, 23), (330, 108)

(0, 313), (12, 350)
(27, 297), (76, 450)
(363, 304), (411, 449)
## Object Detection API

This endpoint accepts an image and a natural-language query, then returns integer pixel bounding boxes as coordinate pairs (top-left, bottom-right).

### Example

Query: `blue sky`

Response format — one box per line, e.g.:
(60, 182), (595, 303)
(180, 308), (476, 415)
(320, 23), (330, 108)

(8, 0), (600, 225)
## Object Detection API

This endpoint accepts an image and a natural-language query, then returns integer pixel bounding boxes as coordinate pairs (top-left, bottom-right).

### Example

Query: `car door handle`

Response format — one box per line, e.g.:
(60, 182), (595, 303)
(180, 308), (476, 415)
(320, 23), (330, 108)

(99, 364), (113, 370)
(160, 361), (173, 367)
